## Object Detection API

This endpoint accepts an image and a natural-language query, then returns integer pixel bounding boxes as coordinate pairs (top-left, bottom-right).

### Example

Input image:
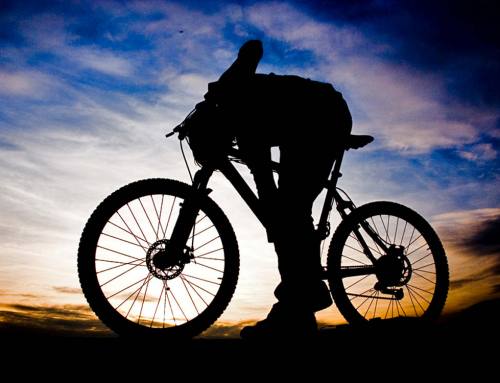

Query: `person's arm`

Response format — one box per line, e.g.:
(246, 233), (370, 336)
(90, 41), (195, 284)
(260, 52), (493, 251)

(204, 40), (263, 105)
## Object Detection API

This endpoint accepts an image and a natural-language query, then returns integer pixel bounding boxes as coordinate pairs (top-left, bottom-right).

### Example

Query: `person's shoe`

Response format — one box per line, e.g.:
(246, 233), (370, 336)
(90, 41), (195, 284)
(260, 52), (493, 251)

(273, 280), (333, 312)
(312, 280), (333, 311)
(240, 303), (318, 340)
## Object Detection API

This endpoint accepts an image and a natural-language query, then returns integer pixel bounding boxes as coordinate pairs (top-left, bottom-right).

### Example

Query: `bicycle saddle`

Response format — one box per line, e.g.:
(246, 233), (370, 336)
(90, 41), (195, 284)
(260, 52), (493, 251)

(346, 135), (374, 150)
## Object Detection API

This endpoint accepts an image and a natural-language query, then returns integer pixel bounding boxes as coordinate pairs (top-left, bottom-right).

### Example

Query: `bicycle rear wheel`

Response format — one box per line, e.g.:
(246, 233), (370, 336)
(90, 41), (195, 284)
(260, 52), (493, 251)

(328, 201), (448, 324)
(78, 178), (239, 338)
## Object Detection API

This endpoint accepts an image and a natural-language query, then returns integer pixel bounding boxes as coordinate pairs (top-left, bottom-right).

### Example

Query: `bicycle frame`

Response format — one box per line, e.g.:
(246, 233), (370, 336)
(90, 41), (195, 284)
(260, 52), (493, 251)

(168, 146), (389, 279)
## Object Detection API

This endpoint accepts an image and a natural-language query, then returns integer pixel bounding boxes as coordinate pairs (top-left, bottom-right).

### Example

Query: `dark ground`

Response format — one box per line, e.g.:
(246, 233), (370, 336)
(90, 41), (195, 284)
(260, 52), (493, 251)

(1, 299), (498, 377)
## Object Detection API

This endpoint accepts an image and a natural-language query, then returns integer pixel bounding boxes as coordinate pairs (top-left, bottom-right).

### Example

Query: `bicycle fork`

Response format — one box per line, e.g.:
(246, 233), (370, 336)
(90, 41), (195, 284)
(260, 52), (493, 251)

(154, 167), (214, 269)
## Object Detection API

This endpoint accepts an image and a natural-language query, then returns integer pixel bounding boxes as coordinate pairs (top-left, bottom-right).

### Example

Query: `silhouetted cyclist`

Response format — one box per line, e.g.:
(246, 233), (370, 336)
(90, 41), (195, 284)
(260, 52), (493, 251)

(202, 40), (352, 339)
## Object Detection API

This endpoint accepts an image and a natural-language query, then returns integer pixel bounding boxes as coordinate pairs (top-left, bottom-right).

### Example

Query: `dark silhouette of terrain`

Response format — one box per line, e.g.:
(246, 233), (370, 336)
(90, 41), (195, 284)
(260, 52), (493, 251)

(1, 299), (498, 377)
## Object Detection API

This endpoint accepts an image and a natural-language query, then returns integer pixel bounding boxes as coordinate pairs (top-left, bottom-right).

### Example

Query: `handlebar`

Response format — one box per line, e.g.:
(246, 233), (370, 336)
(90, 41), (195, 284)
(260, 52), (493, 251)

(165, 123), (187, 139)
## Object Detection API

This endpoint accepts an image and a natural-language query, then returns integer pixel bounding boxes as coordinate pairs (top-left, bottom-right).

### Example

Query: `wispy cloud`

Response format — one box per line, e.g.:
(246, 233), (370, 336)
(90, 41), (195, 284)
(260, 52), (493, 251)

(458, 143), (497, 162)
(0, 69), (55, 97)
(69, 47), (135, 77)
(243, 2), (494, 154)
(14, 11), (136, 78)
(0, 303), (111, 336)
(432, 208), (500, 309)
(52, 287), (83, 295)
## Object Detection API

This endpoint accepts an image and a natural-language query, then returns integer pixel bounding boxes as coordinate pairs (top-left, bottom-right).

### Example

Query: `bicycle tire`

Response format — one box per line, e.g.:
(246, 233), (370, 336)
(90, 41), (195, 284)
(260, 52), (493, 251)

(328, 201), (448, 324)
(78, 178), (239, 338)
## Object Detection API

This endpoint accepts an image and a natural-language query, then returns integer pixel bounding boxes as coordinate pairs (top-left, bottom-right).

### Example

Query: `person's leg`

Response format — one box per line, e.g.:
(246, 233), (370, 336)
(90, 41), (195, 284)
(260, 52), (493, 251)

(240, 142), (334, 340)
(271, 140), (335, 312)
(240, 92), (352, 339)
(272, 91), (352, 311)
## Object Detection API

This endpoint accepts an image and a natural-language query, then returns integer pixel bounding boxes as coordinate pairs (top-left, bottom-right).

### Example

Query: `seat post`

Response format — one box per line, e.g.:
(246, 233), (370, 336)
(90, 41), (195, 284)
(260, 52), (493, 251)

(329, 149), (345, 189)
(316, 149), (345, 239)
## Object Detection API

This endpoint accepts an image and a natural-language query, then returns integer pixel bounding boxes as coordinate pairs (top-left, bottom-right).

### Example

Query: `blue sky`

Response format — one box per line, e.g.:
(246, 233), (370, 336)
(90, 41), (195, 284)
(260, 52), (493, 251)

(0, 0), (499, 334)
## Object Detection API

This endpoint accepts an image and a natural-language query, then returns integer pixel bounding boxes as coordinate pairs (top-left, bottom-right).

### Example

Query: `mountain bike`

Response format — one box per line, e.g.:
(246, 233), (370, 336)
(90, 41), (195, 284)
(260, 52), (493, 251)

(78, 125), (449, 338)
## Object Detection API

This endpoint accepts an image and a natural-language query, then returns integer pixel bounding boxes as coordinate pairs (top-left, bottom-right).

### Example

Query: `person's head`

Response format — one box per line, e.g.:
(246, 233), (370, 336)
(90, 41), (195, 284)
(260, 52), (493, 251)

(237, 40), (263, 73)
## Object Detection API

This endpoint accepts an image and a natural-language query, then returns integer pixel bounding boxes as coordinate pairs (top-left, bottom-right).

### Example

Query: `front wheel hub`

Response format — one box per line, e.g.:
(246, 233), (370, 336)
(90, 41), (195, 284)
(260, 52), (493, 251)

(146, 239), (188, 280)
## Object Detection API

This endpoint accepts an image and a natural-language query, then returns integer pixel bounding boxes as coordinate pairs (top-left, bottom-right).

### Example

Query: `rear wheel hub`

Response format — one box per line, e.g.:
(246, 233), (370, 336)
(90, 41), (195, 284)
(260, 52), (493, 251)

(375, 245), (412, 287)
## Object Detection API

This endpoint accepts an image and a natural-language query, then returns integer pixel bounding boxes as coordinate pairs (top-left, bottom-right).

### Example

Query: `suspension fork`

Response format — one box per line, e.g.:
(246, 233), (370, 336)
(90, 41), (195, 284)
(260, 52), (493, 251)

(167, 166), (214, 256)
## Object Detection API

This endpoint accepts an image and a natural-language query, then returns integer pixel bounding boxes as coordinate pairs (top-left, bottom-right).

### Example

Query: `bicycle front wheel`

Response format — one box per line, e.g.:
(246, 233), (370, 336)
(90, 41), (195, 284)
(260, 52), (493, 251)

(78, 178), (239, 338)
(328, 201), (448, 324)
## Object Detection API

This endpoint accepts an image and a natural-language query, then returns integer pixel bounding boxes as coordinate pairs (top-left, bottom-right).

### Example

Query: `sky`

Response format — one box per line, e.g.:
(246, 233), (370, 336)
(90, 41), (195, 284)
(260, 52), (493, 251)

(0, 0), (499, 337)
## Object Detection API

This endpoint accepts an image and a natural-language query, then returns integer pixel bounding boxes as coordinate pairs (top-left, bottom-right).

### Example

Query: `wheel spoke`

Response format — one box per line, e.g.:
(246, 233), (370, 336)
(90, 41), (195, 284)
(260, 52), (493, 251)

(366, 219), (385, 255)
(164, 281), (176, 325)
(151, 195), (163, 241)
(189, 224), (215, 240)
(194, 236), (221, 252)
(406, 285), (419, 316)
(399, 220), (408, 246)
(101, 232), (147, 249)
(406, 227), (417, 250)
(344, 274), (371, 290)
(344, 242), (367, 255)
(364, 290), (377, 317)
(411, 252), (432, 266)
(386, 215), (391, 242)
(100, 261), (146, 287)
(380, 215), (390, 243)
(194, 256), (224, 262)
(127, 203), (149, 247)
(407, 283), (434, 295)
(195, 247), (224, 258)
(412, 263), (436, 272)
(180, 277), (216, 297)
(151, 281), (165, 327)
(181, 275), (209, 307)
(349, 233), (383, 257)
(138, 197), (159, 242)
(397, 299), (407, 317)
(107, 221), (149, 247)
(196, 214), (208, 225)
(182, 273), (221, 286)
(342, 254), (369, 266)
(406, 241), (427, 257)
(373, 291), (379, 319)
(117, 211), (150, 250)
(183, 278), (209, 307)
(413, 270), (436, 285)
(97, 245), (143, 261)
(394, 217), (399, 244)
(194, 261), (224, 273)
(369, 216), (381, 237)
(138, 274), (152, 323)
(168, 285), (188, 322)
(385, 298), (392, 319)
(121, 274), (153, 315)
(406, 285), (431, 311)
(97, 258), (146, 274)
(180, 276), (199, 315)
(107, 273), (149, 301)
(354, 289), (375, 309)
(162, 196), (177, 239)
